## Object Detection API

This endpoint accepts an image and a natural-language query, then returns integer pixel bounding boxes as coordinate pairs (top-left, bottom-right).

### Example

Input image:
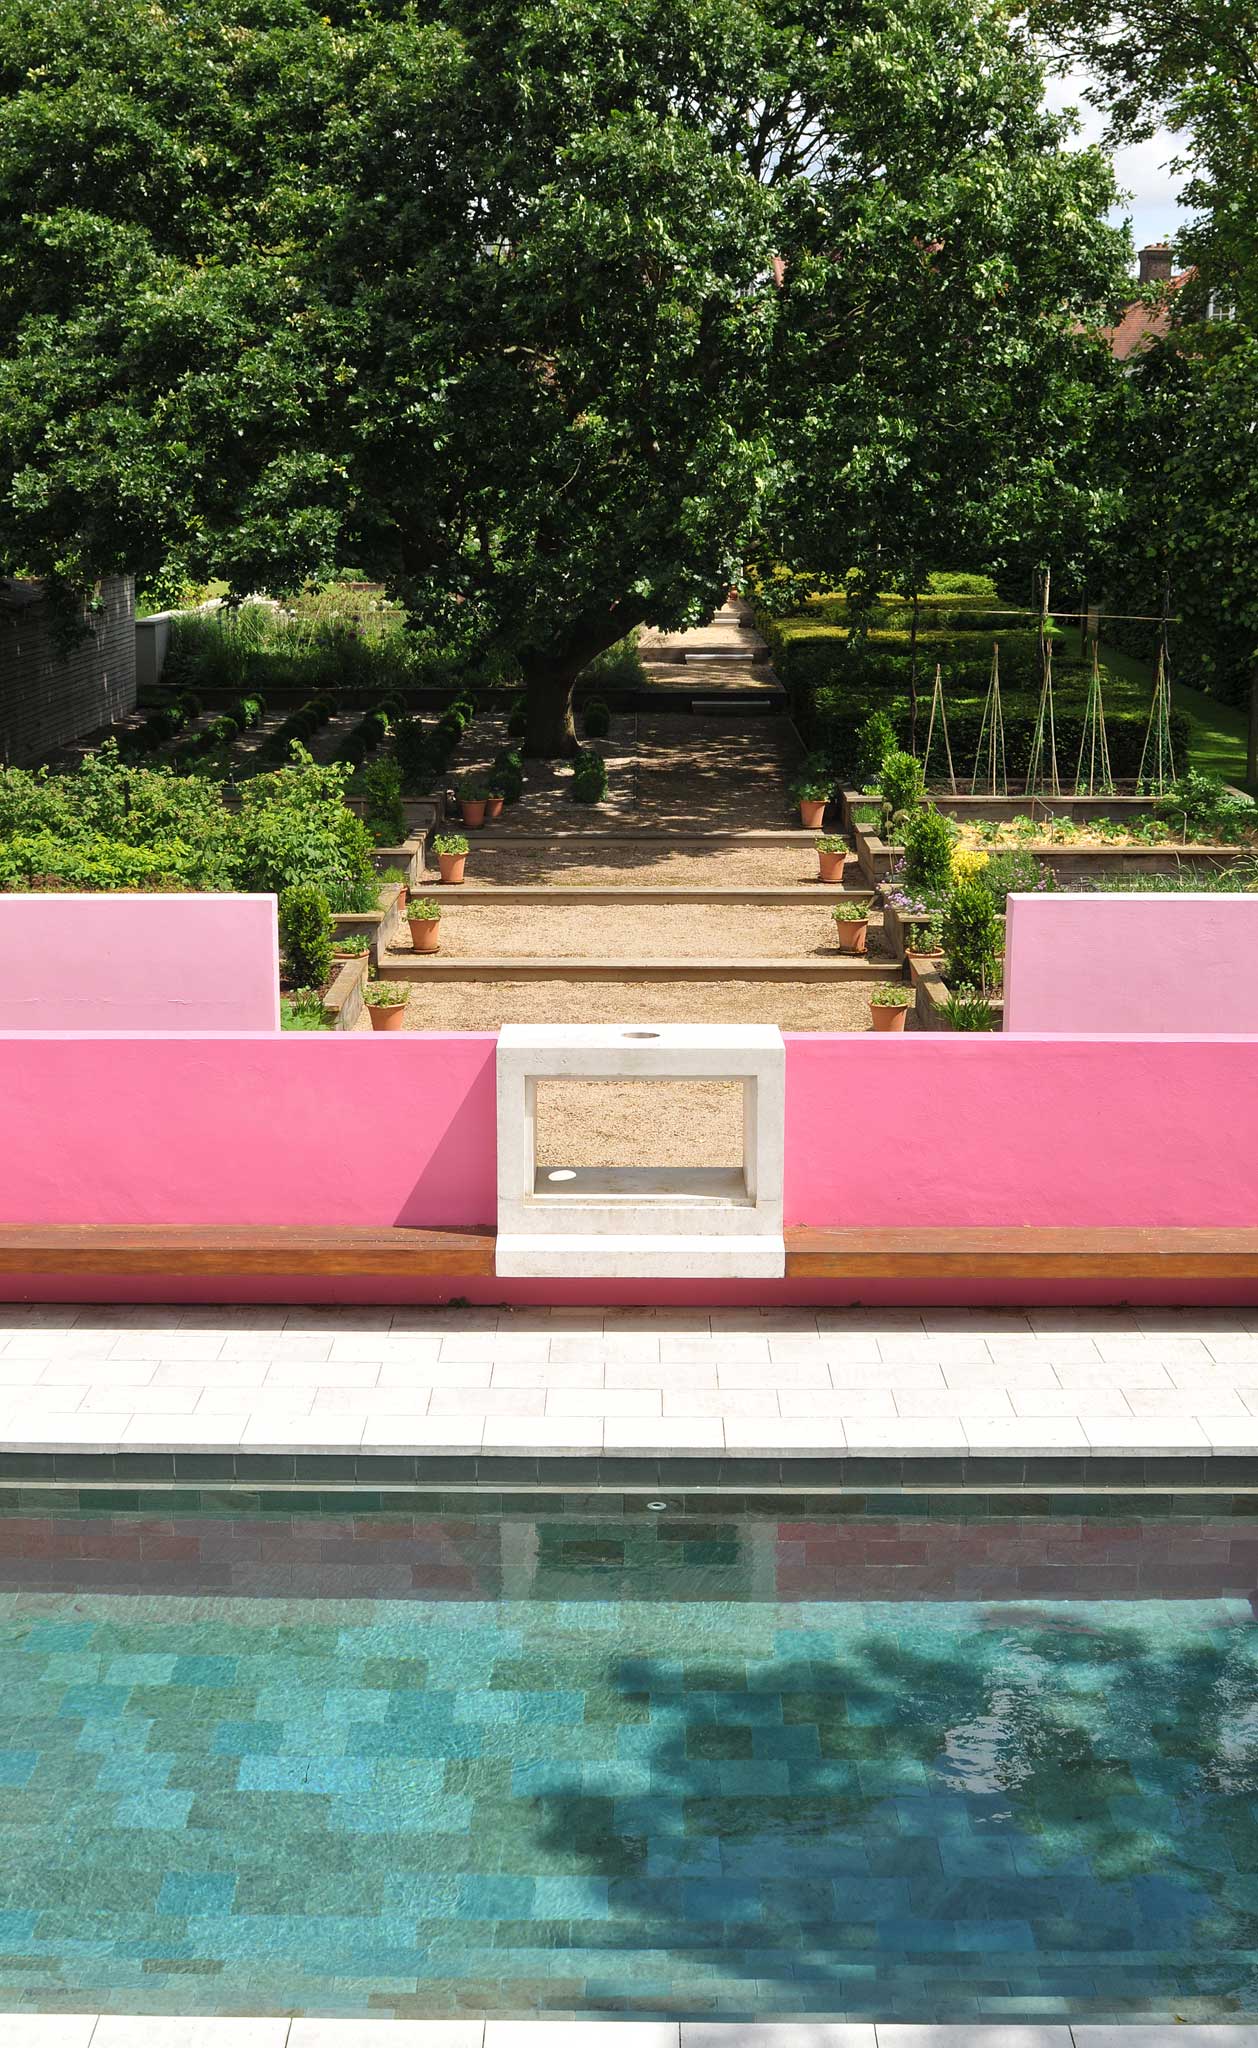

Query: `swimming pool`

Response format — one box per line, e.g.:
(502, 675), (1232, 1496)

(0, 1488), (1256, 2021)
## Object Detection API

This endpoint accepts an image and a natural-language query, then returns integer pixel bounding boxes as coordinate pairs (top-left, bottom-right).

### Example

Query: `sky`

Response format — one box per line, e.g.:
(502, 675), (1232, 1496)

(1042, 68), (1188, 266)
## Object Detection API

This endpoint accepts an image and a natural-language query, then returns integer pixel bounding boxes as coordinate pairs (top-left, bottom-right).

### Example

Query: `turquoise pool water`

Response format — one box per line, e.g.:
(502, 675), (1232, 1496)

(0, 1492), (1256, 2020)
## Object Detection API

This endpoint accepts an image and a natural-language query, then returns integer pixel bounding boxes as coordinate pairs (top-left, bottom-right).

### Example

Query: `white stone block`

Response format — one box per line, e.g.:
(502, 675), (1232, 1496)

(495, 1023), (785, 1279)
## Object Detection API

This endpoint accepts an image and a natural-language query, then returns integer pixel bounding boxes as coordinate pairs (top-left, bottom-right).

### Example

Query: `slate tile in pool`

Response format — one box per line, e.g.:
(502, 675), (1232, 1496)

(0, 1497), (1255, 2021)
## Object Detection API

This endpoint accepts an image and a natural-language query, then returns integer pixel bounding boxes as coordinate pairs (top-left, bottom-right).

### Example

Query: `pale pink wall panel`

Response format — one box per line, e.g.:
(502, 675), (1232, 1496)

(0, 894), (280, 1031)
(1004, 893), (1258, 1034)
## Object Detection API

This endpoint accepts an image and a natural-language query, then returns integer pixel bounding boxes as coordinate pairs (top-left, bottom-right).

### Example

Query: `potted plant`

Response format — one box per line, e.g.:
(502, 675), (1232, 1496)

(815, 834), (847, 883)
(364, 982), (408, 1032)
(832, 901), (869, 955)
(432, 831), (469, 884)
(330, 932), (371, 958)
(485, 790), (505, 821)
(793, 772), (833, 830)
(458, 781), (489, 828)
(406, 896), (442, 954)
(905, 917), (944, 959)
(869, 984), (913, 1032)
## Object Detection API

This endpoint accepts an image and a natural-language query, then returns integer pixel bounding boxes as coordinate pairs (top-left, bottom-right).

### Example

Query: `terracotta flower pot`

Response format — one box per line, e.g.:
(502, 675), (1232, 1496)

(438, 853), (466, 884)
(485, 796), (505, 820)
(460, 799), (487, 829)
(870, 1003), (909, 1032)
(799, 798), (827, 829)
(835, 919), (868, 955)
(368, 1002), (406, 1032)
(407, 916), (441, 954)
(817, 849), (846, 882)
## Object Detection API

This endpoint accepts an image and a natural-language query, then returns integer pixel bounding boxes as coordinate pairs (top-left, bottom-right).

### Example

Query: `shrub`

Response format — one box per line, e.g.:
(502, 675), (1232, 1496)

(234, 750), (378, 909)
(506, 694), (527, 739)
(489, 748), (524, 805)
(977, 848), (1053, 911)
(280, 988), (331, 1031)
(580, 632), (644, 690)
(854, 710), (897, 788)
(951, 845), (990, 883)
(1154, 771), (1257, 844)
(792, 751), (833, 801)
(942, 984), (1000, 1030)
(458, 779), (489, 801)
(571, 749), (608, 804)
(901, 806), (955, 893)
(943, 879), (1004, 992)
(879, 749), (925, 819)
(361, 758), (406, 845)
(582, 697), (611, 738)
(279, 883), (333, 989)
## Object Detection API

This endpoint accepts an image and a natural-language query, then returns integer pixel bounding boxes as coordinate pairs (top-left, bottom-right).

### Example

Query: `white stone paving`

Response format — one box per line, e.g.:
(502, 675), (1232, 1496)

(10, 2019), (1258, 2046)
(1, 1304), (1257, 1456)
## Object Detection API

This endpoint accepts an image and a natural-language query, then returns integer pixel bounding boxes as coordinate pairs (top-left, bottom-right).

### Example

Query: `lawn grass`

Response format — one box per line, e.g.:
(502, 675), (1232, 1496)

(1098, 640), (1253, 791)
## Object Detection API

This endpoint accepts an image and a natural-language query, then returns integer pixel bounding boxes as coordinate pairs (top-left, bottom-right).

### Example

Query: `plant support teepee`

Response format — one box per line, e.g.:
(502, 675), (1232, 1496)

(970, 643), (1009, 796)
(1136, 643), (1177, 794)
(1024, 638), (1062, 797)
(1075, 641), (1114, 795)
(922, 663), (958, 792)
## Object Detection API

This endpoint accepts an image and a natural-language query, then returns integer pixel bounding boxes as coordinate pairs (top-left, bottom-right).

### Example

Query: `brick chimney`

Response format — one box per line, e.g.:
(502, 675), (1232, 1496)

(1138, 243), (1174, 284)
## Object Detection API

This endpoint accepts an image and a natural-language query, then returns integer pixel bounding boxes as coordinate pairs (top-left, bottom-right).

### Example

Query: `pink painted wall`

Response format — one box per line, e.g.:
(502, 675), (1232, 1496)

(0, 894), (280, 1032)
(0, 1034), (496, 1227)
(1, 1029), (1256, 1303)
(1004, 892), (1258, 1034)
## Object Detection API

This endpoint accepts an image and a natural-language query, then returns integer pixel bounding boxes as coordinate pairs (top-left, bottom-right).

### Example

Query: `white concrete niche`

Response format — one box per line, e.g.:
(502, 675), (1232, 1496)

(495, 1023), (786, 1279)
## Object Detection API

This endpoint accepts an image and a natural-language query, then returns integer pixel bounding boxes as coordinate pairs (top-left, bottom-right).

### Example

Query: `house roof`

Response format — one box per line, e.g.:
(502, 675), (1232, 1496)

(1102, 269), (1194, 360)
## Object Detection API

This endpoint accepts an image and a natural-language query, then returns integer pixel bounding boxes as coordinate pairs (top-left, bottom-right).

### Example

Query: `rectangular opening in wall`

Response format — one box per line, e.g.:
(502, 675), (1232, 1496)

(531, 1077), (751, 1205)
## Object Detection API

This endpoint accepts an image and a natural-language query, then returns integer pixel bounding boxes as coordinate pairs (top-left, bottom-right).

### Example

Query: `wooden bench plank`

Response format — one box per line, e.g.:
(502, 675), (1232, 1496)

(784, 1227), (1258, 1280)
(0, 1225), (497, 1279)
(0, 1224), (1253, 1285)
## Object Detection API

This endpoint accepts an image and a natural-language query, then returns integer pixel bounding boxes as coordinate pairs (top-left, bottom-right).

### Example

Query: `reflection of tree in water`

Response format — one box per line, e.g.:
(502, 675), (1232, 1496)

(526, 1609), (1258, 2019)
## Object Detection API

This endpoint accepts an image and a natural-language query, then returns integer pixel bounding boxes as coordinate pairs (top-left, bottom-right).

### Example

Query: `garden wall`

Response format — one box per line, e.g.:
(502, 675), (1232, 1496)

(2, 1030), (1256, 1303)
(0, 895), (281, 1032)
(1004, 894), (1258, 1034)
(0, 574), (135, 764)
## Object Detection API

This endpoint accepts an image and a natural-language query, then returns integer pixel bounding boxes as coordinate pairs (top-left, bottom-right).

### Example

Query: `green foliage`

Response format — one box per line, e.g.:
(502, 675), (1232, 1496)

(0, 0), (1125, 758)
(815, 834), (846, 853)
(832, 903), (868, 923)
(280, 989), (332, 1031)
(579, 635), (645, 692)
(361, 758), (406, 845)
(901, 805), (955, 892)
(854, 710), (898, 788)
(407, 897), (441, 921)
(870, 984), (914, 1007)
(791, 752), (834, 802)
(582, 698), (611, 739)
(233, 752), (379, 907)
(506, 696), (528, 740)
(332, 932), (370, 954)
(432, 832), (468, 856)
(363, 982), (407, 1008)
(278, 884), (333, 989)
(488, 749), (525, 805)
(976, 848), (1054, 910)
(941, 984), (1001, 1030)
(942, 879), (1005, 992)
(570, 749), (609, 805)
(879, 749), (926, 818)
(1153, 770), (1257, 842)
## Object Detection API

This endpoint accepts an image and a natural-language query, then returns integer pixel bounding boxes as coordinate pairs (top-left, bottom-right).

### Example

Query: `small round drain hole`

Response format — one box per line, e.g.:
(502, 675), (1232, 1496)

(646, 1500), (669, 1512)
(623, 1030), (660, 1039)
(546, 1169), (577, 1182)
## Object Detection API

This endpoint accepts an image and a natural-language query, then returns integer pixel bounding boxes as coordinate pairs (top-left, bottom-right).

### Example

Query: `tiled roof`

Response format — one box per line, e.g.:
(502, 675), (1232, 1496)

(1102, 269), (1194, 360)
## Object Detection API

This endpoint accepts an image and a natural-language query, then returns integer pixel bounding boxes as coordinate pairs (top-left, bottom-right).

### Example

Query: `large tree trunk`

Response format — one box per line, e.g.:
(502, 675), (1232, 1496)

(517, 601), (643, 758)
(520, 655), (581, 759)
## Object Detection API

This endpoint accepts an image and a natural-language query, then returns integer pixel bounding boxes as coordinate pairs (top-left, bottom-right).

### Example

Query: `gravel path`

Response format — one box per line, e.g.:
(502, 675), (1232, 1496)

(389, 900), (887, 960)
(424, 842), (858, 889)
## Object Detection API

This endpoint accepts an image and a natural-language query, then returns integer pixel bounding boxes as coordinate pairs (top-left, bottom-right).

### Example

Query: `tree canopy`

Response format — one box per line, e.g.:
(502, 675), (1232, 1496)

(1, 0), (1125, 751)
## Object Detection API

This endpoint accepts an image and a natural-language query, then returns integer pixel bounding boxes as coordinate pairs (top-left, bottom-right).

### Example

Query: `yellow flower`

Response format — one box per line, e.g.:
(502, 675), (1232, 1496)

(951, 846), (989, 881)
